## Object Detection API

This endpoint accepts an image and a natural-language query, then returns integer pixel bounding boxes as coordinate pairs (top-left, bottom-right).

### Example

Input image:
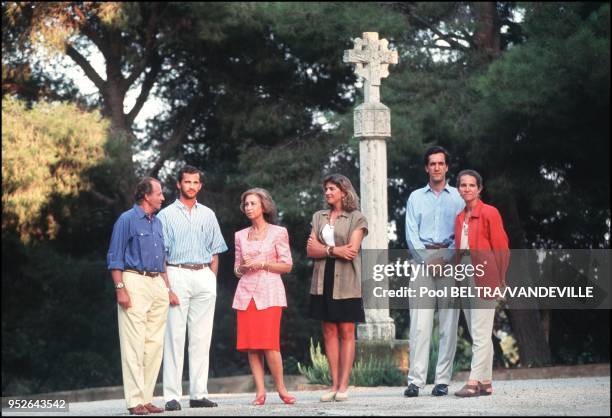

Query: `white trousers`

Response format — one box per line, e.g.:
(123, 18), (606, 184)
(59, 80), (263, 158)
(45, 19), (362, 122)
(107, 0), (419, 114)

(407, 268), (459, 388)
(118, 271), (169, 409)
(163, 266), (217, 402)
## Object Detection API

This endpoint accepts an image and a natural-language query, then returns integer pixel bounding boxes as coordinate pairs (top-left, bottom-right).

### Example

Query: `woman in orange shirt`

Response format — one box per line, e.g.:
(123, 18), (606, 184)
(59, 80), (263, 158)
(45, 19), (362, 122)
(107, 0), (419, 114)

(454, 170), (510, 397)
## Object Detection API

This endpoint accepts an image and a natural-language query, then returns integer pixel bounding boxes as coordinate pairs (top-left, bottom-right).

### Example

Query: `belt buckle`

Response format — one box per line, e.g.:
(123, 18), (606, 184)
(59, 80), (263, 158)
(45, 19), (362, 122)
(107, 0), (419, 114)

(188, 263), (204, 270)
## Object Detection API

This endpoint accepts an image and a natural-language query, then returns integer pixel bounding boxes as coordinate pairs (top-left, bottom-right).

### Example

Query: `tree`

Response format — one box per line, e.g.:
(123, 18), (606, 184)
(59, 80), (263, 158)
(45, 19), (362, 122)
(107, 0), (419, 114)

(381, 1), (609, 365)
(2, 97), (122, 394)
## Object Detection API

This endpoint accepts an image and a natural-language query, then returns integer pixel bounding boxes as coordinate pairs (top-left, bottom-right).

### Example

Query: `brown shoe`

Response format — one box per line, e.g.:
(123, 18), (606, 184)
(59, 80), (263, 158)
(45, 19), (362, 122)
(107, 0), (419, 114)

(128, 404), (149, 415)
(143, 403), (164, 413)
(455, 383), (480, 397)
(478, 381), (493, 396)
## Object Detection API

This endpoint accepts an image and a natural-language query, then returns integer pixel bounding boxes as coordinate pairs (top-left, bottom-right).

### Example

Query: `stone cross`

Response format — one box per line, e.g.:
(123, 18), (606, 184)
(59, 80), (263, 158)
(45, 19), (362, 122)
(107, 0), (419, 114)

(343, 32), (399, 342)
(343, 32), (398, 104)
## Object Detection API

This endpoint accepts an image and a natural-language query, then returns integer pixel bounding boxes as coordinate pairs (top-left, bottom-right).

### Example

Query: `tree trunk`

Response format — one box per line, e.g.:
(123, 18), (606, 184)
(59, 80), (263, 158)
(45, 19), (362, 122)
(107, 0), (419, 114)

(489, 178), (553, 366)
(100, 82), (137, 209)
(472, 2), (501, 59)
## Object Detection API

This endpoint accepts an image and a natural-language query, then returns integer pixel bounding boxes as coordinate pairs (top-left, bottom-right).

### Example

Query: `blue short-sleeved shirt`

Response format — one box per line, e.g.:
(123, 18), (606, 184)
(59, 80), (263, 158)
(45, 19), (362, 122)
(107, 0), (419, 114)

(107, 204), (166, 272)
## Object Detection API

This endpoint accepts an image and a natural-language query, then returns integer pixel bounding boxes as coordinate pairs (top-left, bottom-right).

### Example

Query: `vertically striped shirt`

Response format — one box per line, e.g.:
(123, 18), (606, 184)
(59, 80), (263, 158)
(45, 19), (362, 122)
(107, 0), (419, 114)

(157, 199), (228, 264)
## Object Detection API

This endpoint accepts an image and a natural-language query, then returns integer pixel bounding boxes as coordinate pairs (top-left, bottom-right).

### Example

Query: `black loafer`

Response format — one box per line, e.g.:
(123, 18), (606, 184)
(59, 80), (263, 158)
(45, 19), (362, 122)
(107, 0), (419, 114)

(190, 397), (218, 408)
(164, 399), (181, 411)
(431, 384), (449, 396)
(404, 383), (419, 397)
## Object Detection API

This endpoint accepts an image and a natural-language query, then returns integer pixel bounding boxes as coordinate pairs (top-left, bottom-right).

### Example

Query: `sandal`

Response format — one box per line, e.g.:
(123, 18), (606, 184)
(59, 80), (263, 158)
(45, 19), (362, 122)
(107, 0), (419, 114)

(455, 383), (480, 397)
(478, 381), (493, 396)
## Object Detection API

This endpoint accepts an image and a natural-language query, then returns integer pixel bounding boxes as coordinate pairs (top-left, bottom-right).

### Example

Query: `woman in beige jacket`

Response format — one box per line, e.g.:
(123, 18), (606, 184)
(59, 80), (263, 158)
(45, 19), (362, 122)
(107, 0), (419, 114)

(307, 174), (368, 402)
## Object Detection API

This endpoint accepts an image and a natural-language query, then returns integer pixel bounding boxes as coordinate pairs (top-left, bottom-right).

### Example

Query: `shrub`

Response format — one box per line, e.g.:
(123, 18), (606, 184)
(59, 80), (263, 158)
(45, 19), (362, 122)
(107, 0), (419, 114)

(298, 338), (404, 386)
(297, 338), (331, 385)
(350, 355), (405, 386)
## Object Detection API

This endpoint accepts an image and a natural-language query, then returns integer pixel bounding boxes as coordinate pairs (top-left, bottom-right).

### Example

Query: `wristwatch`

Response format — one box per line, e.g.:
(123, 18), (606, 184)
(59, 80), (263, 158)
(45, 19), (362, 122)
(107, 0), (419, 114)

(115, 282), (125, 290)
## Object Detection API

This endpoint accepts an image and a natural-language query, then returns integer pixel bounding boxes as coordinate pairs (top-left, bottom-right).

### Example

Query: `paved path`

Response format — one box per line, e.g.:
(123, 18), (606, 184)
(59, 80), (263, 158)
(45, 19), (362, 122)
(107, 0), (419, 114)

(3, 377), (609, 416)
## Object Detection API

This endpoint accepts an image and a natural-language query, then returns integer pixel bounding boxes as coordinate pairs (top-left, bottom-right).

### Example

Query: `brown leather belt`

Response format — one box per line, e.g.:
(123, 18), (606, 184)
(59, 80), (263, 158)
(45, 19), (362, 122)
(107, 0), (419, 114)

(167, 263), (209, 270)
(124, 269), (160, 278)
(425, 244), (450, 249)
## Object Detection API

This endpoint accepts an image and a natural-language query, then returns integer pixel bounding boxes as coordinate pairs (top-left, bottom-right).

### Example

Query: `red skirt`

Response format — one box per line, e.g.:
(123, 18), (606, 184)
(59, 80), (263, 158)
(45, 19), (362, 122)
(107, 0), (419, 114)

(236, 299), (283, 352)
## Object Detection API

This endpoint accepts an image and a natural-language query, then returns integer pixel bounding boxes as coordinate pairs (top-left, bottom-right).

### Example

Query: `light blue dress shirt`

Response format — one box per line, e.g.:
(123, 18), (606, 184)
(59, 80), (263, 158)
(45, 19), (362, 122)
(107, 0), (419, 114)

(157, 199), (228, 264)
(405, 182), (465, 263)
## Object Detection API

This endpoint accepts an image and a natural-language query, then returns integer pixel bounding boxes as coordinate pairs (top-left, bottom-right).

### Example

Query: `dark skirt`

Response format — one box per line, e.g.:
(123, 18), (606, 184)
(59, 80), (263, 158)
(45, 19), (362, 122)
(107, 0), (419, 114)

(309, 257), (366, 323)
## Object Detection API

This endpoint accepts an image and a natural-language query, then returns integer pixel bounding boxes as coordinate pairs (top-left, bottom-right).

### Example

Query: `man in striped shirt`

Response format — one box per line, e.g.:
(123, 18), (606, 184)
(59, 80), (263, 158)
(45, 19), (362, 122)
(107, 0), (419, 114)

(157, 165), (228, 411)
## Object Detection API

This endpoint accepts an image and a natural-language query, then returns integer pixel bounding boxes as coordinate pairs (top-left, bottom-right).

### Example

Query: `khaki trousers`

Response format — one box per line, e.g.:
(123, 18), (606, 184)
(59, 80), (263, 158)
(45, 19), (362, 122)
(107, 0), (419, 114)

(118, 271), (169, 409)
(407, 265), (459, 388)
(458, 256), (497, 382)
(461, 296), (497, 382)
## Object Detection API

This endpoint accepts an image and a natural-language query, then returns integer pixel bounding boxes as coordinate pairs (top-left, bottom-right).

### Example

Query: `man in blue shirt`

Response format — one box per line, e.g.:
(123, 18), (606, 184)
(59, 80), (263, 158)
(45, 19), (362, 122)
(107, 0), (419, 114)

(107, 177), (179, 415)
(158, 166), (228, 411)
(404, 146), (465, 398)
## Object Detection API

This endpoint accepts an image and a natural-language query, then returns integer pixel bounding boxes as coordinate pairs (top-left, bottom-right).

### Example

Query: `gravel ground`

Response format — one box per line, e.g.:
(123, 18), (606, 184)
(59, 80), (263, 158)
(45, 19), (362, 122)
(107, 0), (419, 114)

(3, 376), (609, 416)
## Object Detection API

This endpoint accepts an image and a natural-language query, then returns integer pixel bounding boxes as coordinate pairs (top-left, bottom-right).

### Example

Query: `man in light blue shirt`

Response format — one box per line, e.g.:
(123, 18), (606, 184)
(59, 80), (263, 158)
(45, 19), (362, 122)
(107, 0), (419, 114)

(404, 146), (465, 398)
(157, 165), (228, 411)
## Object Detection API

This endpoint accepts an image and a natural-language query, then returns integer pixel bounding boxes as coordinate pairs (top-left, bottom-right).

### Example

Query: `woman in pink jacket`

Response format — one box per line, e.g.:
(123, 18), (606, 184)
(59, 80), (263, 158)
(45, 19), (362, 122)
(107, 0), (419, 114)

(233, 188), (296, 405)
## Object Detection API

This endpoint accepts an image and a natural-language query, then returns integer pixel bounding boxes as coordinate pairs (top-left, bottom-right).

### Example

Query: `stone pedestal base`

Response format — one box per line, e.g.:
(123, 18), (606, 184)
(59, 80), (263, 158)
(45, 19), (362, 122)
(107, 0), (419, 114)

(355, 339), (410, 375)
(357, 319), (396, 341)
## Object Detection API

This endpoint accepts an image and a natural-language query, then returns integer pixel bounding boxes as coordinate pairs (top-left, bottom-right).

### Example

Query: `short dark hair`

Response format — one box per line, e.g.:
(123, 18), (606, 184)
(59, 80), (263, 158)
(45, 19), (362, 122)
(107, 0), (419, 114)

(134, 177), (160, 204)
(424, 146), (450, 166)
(457, 169), (483, 189)
(177, 165), (203, 183)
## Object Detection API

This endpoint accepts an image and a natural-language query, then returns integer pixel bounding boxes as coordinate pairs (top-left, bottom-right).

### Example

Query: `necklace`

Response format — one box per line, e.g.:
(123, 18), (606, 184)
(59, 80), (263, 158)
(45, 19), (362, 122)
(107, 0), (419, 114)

(248, 223), (268, 241)
(329, 209), (341, 227)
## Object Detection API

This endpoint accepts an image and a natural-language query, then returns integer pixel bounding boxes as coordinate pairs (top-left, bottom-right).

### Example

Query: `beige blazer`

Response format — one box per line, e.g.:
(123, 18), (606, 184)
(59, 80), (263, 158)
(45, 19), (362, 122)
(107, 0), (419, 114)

(309, 209), (368, 299)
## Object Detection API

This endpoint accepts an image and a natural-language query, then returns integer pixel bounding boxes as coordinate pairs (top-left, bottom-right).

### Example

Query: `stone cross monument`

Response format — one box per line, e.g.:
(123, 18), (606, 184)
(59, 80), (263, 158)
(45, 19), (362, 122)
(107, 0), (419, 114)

(343, 32), (398, 341)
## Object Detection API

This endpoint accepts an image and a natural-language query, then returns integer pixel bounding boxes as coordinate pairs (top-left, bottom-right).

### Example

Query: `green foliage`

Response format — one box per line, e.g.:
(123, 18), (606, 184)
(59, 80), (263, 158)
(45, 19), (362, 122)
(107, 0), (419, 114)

(1, 97), (109, 243)
(350, 355), (405, 387)
(1, 236), (120, 395)
(283, 356), (300, 375)
(298, 338), (405, 387)
(297, 338), (331, 386)
(453, 335), (473, 376)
